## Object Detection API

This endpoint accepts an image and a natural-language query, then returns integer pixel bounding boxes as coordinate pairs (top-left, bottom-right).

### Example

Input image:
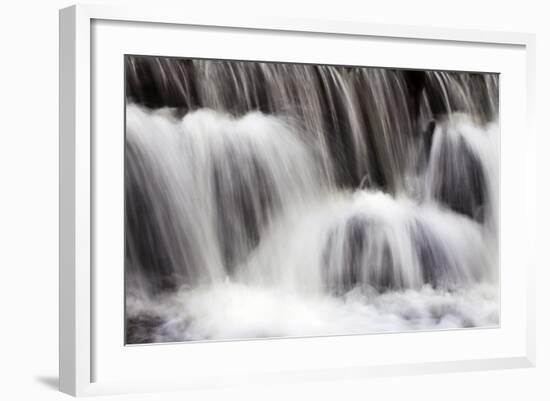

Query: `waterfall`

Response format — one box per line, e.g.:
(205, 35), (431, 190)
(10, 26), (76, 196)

(125, 56), (499, 343)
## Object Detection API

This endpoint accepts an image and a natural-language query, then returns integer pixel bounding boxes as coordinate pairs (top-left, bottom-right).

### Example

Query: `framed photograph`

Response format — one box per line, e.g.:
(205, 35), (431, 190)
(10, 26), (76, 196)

(59, 4), (536, 396)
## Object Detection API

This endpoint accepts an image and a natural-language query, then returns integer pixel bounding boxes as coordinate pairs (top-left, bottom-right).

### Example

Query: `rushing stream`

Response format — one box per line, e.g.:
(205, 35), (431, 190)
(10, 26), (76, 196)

(125, 56), (499, 343)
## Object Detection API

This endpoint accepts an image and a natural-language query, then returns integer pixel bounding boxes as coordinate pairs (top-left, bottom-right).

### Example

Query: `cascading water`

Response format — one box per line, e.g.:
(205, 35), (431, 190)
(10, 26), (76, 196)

(125, 56), (499, 344)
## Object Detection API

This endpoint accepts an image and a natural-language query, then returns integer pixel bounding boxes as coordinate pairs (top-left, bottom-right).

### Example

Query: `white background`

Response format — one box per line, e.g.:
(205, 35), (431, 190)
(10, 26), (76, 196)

(92, 18), (528, 386)
(0, 0), (547, 400)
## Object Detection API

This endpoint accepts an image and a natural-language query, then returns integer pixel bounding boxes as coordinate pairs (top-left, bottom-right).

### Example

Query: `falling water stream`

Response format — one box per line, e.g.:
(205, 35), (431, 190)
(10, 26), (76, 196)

(125, 56), (499, 343)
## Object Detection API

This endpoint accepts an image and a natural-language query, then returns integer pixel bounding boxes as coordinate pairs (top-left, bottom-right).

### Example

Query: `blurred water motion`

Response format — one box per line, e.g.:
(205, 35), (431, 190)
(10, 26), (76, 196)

(125, 56), (499, 344)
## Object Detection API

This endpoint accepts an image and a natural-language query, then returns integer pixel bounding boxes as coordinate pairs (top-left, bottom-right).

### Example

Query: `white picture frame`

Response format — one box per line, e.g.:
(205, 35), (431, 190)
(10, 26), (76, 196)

(59, 3), (536, 397)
